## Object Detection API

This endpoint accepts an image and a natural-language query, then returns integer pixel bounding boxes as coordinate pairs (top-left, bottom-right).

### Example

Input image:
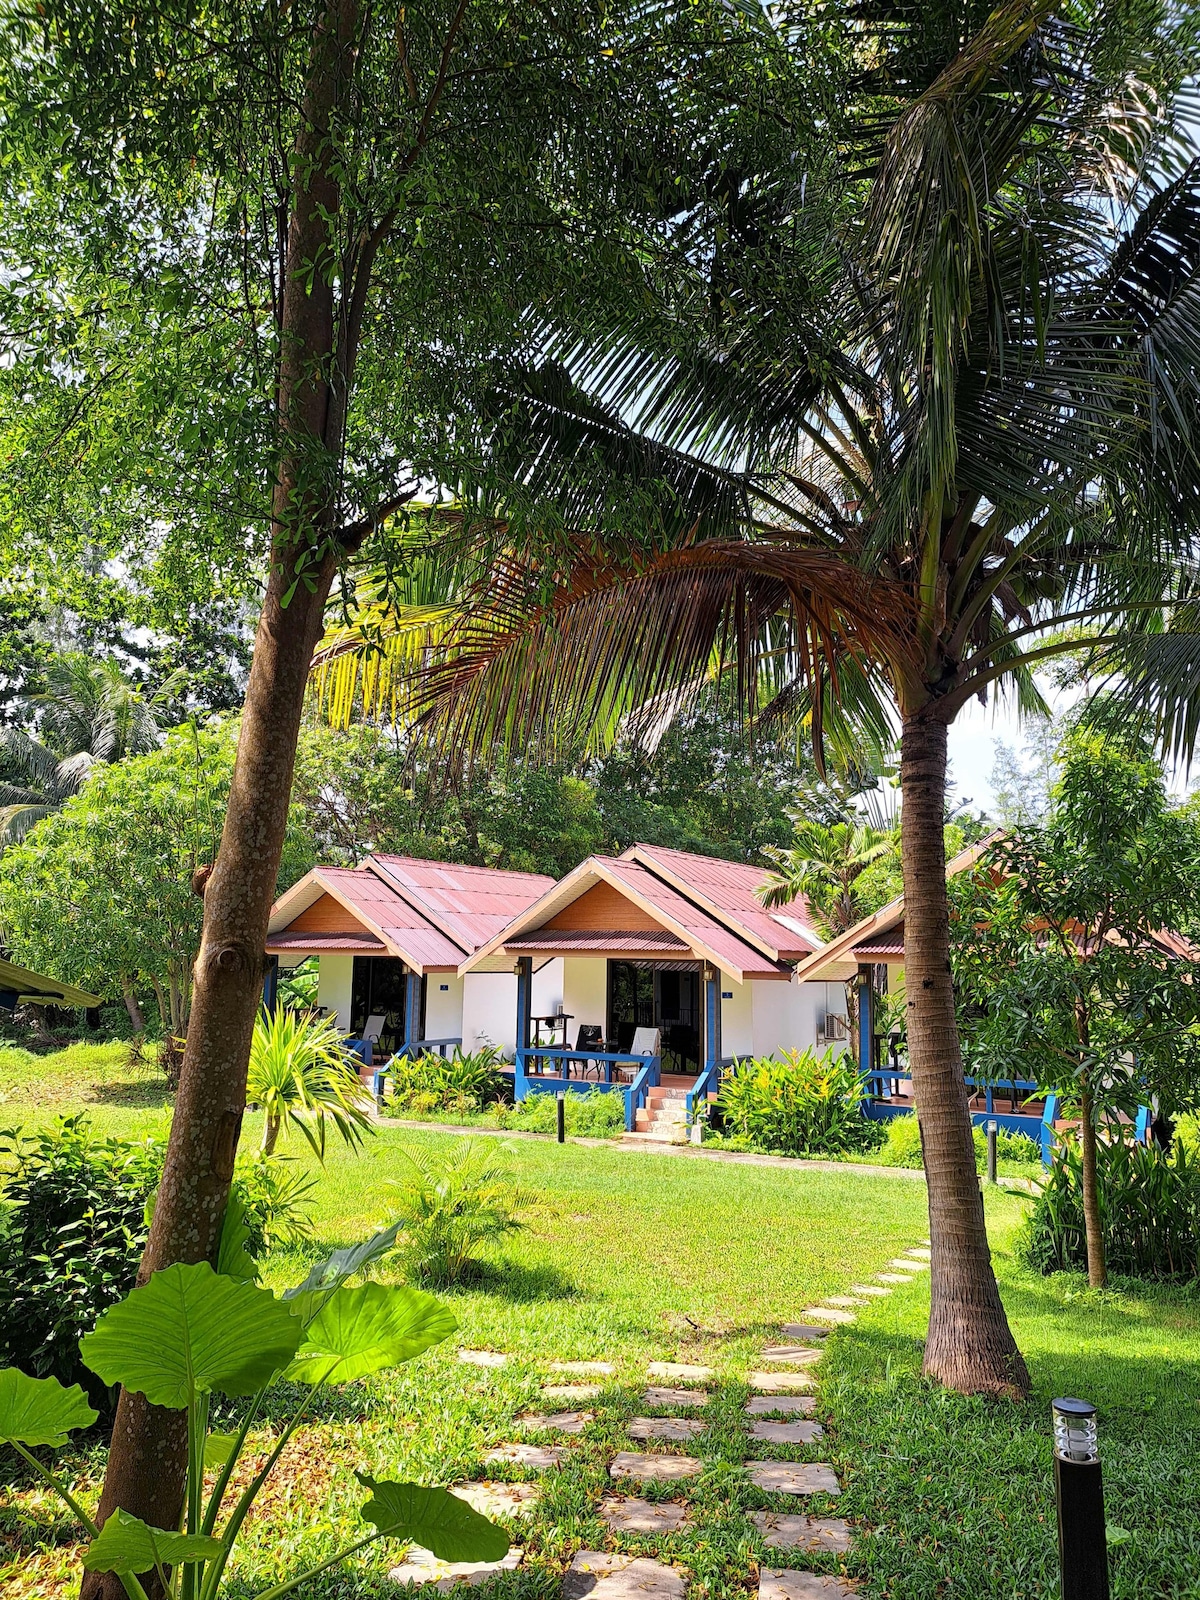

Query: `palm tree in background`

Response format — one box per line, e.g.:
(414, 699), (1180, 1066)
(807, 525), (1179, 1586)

(0, 654), (163, 841)
(313, 3), (1200, 1395)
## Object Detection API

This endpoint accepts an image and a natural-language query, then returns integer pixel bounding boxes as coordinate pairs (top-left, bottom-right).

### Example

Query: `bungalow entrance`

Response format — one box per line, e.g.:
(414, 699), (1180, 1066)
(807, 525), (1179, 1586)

(607, 960), (700, 1074)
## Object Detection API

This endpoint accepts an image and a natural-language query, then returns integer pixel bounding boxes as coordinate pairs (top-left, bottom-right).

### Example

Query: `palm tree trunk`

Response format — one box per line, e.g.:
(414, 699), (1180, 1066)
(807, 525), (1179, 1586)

(261, 1113), (281, 1158)
(1079, 1084), (1106, 1288)
(901, 715), (1029, 1396)
(81, 5), (360, 1595)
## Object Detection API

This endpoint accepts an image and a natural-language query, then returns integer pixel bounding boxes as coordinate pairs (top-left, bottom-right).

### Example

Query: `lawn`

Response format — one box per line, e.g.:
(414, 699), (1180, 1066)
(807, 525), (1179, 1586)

(2, 1053), (1199, 1600)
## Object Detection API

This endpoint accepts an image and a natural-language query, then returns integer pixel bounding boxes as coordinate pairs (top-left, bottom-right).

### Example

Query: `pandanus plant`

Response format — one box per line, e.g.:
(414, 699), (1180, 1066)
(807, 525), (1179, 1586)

(247, 1007), (374, 1160)
(315, 4), (1200, 1394)
(0, 1220), (506, 1600)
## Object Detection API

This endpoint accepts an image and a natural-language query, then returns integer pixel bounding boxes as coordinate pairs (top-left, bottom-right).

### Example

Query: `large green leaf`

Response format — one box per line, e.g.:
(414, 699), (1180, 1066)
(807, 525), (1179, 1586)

(216, 1190), (258, 1283)
(81, 1262), (303, 1408)
(286, 1283), (457, 1384)
(82, 1509), (223, 1575)
(282, 1223), (401, 1302)
(357, 1476), (510, 1562)
(0, 1368), (98, 1446)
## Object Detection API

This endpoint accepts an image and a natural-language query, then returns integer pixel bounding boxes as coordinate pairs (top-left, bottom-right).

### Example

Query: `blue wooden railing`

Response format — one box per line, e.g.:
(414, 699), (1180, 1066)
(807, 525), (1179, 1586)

(686, 1057), (731, 1123)
(370, 1036), (464, 1106)
(514, 1047), (661, 1131)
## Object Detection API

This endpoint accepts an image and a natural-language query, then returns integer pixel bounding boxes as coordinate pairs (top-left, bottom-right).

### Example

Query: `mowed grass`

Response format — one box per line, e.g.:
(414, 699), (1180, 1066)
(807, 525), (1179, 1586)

(0, 1040), (174, 1140)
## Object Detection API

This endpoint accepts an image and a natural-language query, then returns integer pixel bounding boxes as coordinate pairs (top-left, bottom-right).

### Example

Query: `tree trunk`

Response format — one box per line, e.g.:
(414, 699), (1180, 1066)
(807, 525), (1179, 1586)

(81, 5), (360, 1595)
(149, 973), (169, 1035)
(261, 1113), (281, 1158)
(120, 977), (145, 1035)
(844, 981), (859, 1066)
(901, 715), (1029, 1397)
(1079, 1084), (1106, 1288)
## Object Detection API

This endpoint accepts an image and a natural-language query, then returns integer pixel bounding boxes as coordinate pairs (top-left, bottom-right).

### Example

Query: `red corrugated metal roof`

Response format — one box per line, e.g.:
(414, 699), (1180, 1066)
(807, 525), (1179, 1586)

(266, 931), (385, 954)
(598, 856), (789, 977)
(368, 855), (554, 954)
(628, 843), (822, 960)
(506, 928), (691, 954)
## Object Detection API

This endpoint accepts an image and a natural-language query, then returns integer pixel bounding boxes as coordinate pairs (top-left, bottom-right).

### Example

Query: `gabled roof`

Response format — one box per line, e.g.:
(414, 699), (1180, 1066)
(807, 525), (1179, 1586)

(266, 856), (553, 973)
(0, 956), (101, 1010)
(461, 851), (795, 981)
(625, 843), (823, 961)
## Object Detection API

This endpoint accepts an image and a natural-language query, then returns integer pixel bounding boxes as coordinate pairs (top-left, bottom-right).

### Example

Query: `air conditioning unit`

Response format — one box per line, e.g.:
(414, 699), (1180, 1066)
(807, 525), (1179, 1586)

(818, 1012), (848, 1041)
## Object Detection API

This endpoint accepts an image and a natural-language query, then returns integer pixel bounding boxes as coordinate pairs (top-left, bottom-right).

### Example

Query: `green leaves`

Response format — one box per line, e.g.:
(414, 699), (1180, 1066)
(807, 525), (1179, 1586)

(80, 1261), (302, 1407)
(283, 1222), (400, 1301)
(287, 1283), (457, 1384)
(357, 1476), (510, 1562)
(82, 1508), (223, 1575)
(0, 1368), (98, 1447)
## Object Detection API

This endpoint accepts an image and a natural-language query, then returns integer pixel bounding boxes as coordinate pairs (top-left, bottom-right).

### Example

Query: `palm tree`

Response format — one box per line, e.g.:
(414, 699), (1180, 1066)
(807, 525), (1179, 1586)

(247, 1008), (374, 1160)
(0, 654), (164, 842)
(314, 9), (1200, 1395)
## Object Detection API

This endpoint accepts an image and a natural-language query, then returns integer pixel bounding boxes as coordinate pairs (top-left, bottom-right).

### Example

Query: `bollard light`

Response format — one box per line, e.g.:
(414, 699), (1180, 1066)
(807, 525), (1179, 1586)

(556, 1089), (566, 1144)
(986, 1118), (998, 1185)
(1052, 1398), (1109, 1600)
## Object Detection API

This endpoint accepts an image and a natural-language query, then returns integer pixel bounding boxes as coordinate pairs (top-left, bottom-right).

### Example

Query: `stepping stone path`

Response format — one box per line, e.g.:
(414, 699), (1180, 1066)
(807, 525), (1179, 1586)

(644, 1386), (708, 1409)
(747, 1461), (841, 1496)
(549, 1360), (615, 1375)
(876, 1273), (915, 1285)
(648, 1362), (713, 1381)
(758, 1568), (857, 1600)
(824, 1297), (865, 1308)
(781, 1324), (829, 1341)
(458, 1349), (508, 1368)
(906, 1247), (932, 1260)
(451, 1482), (540, 1519)
(543, 1383), (603, 1401)
(751, 1512), (853, 1552)
(518, 1411), (592, 1435)
(750, 1372), (815, 1393)
(800, 1307), (856, 1325)
(849, 1285), (889, 1297)
(628, 1416), (704, 1441)
(388, 1547), (523, 1590)
(565, 1552), (687, 1600)
(600, 1498), (690, 1534)
(889, 1258), (926, 1271)
(761, 1345), (822, 1365)
(745, 1395), (817, 1417)
(748, 1419), (824, 1445)
(610, 1452), (703, 1482)
(484, 1443), (565, 1471)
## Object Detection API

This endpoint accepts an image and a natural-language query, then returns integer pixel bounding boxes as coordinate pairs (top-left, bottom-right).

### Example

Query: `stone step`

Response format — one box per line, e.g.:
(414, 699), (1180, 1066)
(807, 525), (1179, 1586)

(749, 1372), (815, 1394)
(745, 1396), (817, 1417)
(610, 1451), (703, 1482)
(800, 1306), (856, 1325)
(781, 1323), (829, 1341)
(625, 1127), (690, 1145)
(485, 1443), (566, 1471)
(746, 1460), (841, 1496)
(649, 1361), (714, 1381)
(761, 1345), (822, 1365)
(518, 1411), (592, 1435)
(542, 1383), (602, 1402)
(643, 1386), (709, 1409)
(628, 1416), (704, 1441)
(646, 1087), (689, 1106)
(388, 1547), (524, 1590)
(758, 1568), (857, 1600)
(450, 1482), (541, 1520)
(750, 1511), (853, 1552)
(566, 1552), (687, 1600)
(748, 1418), (824, 1445)
(548, 1360), (615, 1376)
(600, 1498), (690, 1535)
(458, 1348), (508, 1367)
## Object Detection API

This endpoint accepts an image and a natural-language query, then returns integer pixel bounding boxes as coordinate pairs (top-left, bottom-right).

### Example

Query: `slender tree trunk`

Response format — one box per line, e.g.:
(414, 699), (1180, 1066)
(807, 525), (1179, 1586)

(261, 1113), (281, 1157)
(82, 6), (360, 1595)
(149, 973), (169, 1035)
(120, 977), (145, 1035)
(844, 981), (859, 1066)
(901, 715), (1029, 1396)
(1079, 1083), (1106, 1288)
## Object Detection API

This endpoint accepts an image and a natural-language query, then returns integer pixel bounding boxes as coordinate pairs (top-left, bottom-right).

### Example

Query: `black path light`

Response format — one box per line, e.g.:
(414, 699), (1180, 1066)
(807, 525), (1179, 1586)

(557, 1089), (566, 1144)
(1053, 1397), (1110, 1600)
(986, 1118), (999, 1184)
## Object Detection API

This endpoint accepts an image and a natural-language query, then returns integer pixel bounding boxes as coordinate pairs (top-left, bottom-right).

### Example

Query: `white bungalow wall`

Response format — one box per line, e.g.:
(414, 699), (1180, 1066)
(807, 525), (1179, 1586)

(424, 973), (464, 1044)
(461, 960), (564, 1056)
(316, 953), (354, 1031)
(735, 977), (850, 1062)
(561, 956), (607, 1040)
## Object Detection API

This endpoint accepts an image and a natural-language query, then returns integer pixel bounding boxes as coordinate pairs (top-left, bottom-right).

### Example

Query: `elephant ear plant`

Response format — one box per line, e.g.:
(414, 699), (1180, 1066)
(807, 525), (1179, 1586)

(0, 1224), (507, 1599)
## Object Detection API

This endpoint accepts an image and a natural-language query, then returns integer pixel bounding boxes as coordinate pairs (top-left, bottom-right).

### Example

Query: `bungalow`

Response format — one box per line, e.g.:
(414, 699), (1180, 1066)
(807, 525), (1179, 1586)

(264, 854), (560, 1058)
(459, 843), (851, 1131)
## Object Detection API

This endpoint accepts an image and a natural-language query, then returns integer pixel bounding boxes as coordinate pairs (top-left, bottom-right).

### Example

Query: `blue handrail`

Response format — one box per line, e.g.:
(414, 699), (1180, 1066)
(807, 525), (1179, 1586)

(513, 1047), (662, 1131)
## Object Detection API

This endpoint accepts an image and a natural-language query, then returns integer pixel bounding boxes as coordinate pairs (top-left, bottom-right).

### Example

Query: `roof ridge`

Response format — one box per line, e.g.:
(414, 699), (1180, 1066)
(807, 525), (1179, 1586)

(361, 858), (472, 959)
(626, 844), (814, 965)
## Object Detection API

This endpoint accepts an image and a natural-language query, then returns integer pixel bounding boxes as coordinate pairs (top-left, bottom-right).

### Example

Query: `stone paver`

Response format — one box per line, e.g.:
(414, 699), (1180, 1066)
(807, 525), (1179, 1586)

(748, 1418), (824, 1445)
(610, 1452), (703, 1482)
(747, 1461), (841, 1496)
(549, 1360), (615, 1375)
(600, 1498), (690, 1535)
(750, 1511), (854, 1552)
(388, 1548), (523, 1590)
(458, 1349), (508, 1368)
(781, 1324), (828, 1341)
(484, 1443), (565, 1470)
(745, 1396), (817, 1417)
(518, 1411), (592, 1435)
(643, 1386), (708, 1409)
(800, 1307), (856, 1325)
(761, 1345), (822, 1365)
(876, 1273), (915, 1285)
(628, 1416), (704, 1441)
(565, 1551), (687, 1600)
(888, 1258), (925, 1272)
(648, 1362), (713, 1382)
(758, 1568), (857, 1600)
(543, 1383), (603, 1401)
(824, 1297), (865, 1308)
(749, 1372), (815, 1393)
(905, 1247), (932, 1260)
(450, 1482), (540, 1519)
(849, 1285), (890, 1297)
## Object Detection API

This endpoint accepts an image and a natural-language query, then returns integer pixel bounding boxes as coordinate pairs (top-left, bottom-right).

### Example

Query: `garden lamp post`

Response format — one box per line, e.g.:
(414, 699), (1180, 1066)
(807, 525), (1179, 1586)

(1053, 1397), (1109, 1600)
(557, 1089), (566, 1144)
(986, 1119), (998, 1185)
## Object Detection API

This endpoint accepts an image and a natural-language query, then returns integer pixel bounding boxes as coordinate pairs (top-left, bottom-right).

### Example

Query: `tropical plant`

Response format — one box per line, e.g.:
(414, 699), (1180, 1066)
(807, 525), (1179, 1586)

(1021, 1132), (1200, 1280)
(715, 1049), (881, 1158)
(496, 1087), (626, 1139)
(319, 6), (1200, 1394)
(248, 1009), (374, 1160)
(952, 731), (1200, 1287)
(387, 1045), (508, 1114)
(386, 1139), (539, 1285)
(0, 1229), (507, 1599)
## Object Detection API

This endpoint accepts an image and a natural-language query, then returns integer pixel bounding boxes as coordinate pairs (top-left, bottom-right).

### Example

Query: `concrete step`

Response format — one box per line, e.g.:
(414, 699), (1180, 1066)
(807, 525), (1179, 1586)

(635, 1109), (688, 1132)
(623, 1128), (690, 1145)
(646, 1088), (689, 1109)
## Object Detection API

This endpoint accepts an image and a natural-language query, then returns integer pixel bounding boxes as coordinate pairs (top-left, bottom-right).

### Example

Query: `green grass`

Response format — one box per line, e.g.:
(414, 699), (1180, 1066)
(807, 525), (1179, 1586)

(0, 1040), (174, 1140)
(2, 1053), (1199, 1600)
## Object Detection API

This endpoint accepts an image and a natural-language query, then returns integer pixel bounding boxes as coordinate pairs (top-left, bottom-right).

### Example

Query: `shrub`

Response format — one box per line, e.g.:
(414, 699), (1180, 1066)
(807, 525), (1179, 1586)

(0, 1116), (160, 1401)
(233, 1154), (317, 1256)
(248, 1007), (373, 1159)
(873, 1114), (1043, 1172)
(876, 1113), (925, 1167)
(386, 1138), (539, 1285)
(1021, 1132), (1200, 1279)
(388, 1045), (507, 1113)
(715, 1049), (883, 1157)
(496, 1088), (626, 1139)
